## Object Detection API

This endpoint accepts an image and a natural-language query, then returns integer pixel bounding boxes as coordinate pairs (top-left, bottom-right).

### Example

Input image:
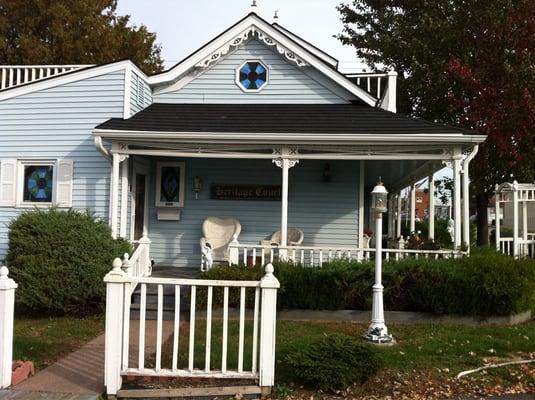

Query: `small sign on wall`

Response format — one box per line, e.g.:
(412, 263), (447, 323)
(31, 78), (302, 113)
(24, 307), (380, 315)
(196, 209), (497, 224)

(210, 184), (282, 201)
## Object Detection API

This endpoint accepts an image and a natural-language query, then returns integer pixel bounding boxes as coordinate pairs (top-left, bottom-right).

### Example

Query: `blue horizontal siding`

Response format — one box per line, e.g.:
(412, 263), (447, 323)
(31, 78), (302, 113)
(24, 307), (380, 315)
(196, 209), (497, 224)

(145, 158), (359, 267)
(0, 70), (126, 261)
(154, 39), (349, 104)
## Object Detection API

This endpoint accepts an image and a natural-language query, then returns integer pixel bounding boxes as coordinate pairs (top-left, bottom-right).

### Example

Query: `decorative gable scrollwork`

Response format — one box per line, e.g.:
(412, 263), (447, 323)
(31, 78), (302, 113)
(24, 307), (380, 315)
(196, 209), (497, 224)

(195, 26), (309, 69)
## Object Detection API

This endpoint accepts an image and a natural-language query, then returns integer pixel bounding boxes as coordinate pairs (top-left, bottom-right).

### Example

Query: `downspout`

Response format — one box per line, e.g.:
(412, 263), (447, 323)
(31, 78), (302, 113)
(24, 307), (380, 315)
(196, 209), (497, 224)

(94, 135), (112, 162)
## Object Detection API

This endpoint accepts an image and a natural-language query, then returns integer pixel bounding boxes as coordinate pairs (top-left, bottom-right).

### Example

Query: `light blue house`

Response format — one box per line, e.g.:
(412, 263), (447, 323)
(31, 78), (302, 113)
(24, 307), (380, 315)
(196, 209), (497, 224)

(0, 13), (485, 268)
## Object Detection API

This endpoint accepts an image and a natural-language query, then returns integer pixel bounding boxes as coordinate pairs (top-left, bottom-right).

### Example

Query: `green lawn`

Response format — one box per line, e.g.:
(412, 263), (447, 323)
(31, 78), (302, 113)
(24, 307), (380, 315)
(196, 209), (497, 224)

(152, 319), (535, 397)
(13, 315), (104, 369)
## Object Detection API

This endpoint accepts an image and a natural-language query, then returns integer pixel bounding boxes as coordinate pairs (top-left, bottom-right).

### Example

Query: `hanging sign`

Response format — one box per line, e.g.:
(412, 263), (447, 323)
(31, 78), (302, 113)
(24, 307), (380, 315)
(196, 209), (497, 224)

(210, 184), (282, 201)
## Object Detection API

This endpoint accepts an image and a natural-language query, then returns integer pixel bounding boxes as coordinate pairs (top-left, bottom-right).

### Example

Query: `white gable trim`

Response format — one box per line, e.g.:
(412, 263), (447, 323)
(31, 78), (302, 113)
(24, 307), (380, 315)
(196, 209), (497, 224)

(147, 14), (377, 107)
(272, 23), (338, 69)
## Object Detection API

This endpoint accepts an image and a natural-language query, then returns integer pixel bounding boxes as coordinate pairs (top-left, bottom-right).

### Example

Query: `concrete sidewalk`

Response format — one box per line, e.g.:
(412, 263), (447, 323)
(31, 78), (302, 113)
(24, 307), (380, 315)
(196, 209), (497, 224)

(10, 320), (173, 396)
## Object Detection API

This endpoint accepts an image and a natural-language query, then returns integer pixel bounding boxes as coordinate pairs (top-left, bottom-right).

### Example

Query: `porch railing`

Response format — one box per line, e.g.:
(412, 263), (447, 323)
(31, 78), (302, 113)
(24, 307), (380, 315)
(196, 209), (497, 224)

(123, 234), (152, 279)
(104, 261), (280, 397)
(228, 243), (466, 268)
(497, 237), (535, 258)
(0, 65), (92, 91)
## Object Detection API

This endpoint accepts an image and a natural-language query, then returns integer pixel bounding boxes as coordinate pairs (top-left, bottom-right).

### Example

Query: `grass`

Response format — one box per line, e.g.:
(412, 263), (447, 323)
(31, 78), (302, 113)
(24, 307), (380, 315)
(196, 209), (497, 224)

(148, 318), (535, 397)
(13, 315), (104, 369)
(154, 319), (535, 376)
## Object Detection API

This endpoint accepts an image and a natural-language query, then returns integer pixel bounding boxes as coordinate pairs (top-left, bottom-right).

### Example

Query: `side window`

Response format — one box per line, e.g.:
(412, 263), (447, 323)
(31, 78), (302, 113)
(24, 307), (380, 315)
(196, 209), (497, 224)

(0, 159), (73, 208)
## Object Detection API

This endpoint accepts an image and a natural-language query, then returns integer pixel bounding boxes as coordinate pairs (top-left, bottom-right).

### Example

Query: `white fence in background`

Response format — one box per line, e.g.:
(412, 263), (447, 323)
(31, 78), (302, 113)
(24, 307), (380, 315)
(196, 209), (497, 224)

(228, 244), (466, 267)
(0, 65), (92, 90)
(104, 260), (280, 397)
(0, 265), (17, 388)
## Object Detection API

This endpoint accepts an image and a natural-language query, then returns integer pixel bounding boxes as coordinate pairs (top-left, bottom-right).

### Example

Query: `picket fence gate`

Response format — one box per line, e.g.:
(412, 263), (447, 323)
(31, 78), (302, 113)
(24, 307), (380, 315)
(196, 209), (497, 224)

(104, 258), (280, 397)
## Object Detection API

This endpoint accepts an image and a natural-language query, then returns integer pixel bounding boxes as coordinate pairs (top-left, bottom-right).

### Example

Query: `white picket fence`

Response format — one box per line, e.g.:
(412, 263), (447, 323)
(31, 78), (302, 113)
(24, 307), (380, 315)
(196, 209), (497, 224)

(104, 259), (280, 397)
(0, 65), (91, 90)
(228, 244), (465, 267)
(0, 265), (17, 388)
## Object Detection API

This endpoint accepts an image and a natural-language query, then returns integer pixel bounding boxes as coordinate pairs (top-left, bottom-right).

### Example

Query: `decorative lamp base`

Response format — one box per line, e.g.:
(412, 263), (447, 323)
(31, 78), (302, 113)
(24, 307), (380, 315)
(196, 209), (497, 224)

(363, 327), (395, 345)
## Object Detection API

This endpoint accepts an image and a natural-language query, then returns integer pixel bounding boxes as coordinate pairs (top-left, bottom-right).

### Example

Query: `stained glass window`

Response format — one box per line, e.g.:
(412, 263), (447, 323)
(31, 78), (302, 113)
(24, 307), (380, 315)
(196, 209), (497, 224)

(160, 166), (181, 203)
(237, 61), (268, 91)
(23, 165), (54, 203)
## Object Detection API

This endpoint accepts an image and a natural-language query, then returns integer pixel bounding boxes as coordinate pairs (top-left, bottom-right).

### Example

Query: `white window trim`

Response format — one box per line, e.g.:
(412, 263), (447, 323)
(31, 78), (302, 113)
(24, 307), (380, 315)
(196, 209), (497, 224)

(16, 160), (58, 208)
(155, 161), (186, 208)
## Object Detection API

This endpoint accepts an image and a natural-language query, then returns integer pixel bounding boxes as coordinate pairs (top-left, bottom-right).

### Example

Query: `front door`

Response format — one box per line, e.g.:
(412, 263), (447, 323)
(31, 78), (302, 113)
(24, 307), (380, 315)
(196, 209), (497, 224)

(133, 173), (146, 240)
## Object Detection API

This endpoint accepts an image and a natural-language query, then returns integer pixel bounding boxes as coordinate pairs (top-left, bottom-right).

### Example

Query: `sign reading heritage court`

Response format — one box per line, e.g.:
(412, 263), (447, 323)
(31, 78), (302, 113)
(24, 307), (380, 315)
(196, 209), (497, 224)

(210, 184), (282, 201)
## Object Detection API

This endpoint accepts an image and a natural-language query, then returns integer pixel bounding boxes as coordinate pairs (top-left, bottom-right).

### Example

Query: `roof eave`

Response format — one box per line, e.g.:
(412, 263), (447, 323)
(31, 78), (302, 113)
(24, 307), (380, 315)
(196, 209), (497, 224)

(92, 128), (486, 146)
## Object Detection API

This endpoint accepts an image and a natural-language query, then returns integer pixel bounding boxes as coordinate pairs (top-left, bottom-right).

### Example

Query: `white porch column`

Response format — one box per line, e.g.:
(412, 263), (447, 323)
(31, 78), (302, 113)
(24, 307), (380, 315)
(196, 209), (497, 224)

(495, 187), (501, 252)
(461, 170), (470, 247)
(461, 145), (478, 250)
(387, 196), (394, 238)
(513, 181), (519, 258)
(110, 143), (128, 240)
(396, 193), (402, 238)
(453, 149), (462, 249)
(273, 148), (299, 252)
(358, 161), (365, 249)
(428, 174), (435, 240)
(119, 158), (129, 239)
(410, 184), (416, 233)
(111, 153), (120, 239)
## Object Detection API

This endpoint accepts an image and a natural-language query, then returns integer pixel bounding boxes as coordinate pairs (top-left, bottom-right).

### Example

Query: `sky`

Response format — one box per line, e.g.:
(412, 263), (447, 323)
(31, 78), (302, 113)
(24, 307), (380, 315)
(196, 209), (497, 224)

(115, 0), (368, 72)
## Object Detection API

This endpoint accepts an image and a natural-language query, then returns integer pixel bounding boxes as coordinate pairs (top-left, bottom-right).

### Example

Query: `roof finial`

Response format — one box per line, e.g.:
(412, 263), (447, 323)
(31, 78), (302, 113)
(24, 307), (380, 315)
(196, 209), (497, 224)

(250, 0), (258, 11)
(273, 10), (279, 22)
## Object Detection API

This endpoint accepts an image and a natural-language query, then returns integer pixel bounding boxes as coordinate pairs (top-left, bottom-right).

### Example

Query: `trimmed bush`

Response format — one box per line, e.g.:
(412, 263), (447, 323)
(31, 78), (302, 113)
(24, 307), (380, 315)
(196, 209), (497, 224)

(201, 248), (535, 316)
(6, 209), (132, 316)
(283, 333), (382, 391)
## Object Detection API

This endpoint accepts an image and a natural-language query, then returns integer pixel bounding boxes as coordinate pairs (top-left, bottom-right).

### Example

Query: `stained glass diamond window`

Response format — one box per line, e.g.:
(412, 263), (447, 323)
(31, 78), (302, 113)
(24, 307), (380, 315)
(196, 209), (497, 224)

(160, 166), (181, 203)
(23, 165), (54, 202)
(237, 61), (268, 91)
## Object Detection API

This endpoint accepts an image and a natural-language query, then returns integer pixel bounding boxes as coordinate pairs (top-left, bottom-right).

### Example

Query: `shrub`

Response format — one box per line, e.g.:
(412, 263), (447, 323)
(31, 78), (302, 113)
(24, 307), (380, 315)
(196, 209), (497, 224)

(6, 209), (132, 316)
(283, 333), (382, 391)
(201, 248), (535, 317)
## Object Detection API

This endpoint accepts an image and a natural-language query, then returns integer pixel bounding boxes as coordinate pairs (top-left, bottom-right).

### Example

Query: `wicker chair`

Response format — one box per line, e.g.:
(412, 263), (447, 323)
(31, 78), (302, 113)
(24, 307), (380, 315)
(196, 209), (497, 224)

(200, 217), (241, 264)
(261, 228), (304, 247)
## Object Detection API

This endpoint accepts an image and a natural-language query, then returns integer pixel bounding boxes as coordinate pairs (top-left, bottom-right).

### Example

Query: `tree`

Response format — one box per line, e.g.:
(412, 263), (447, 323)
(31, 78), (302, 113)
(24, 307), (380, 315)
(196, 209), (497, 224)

(337, 0), (535, 245)
(0, 0), (163, 74)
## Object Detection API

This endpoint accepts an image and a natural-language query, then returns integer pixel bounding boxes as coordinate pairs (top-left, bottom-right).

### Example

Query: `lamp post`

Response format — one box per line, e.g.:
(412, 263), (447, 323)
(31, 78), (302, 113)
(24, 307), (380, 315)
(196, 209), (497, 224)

(364, 179), (394, 344)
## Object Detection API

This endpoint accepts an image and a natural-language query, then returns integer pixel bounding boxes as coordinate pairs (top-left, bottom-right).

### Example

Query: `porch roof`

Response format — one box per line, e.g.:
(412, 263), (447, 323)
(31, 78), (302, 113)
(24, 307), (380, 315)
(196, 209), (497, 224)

(95, 103), (483, 139)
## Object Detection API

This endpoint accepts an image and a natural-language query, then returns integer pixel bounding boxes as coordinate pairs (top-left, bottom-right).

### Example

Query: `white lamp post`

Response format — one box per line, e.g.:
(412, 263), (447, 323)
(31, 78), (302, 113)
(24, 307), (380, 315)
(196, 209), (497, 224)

(364, 179), (394, 344)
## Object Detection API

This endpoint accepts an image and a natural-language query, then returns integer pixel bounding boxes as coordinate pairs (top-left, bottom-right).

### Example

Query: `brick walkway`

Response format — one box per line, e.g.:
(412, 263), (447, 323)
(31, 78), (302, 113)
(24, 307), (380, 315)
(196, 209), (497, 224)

(6, 320), (173, 398)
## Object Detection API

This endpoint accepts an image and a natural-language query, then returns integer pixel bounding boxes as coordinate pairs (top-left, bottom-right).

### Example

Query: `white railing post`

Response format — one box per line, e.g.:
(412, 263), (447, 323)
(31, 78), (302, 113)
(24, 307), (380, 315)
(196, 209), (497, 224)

(228, 236), (240, 266)
(138, 233), (151, 276)
(258, 264), (280, 394)
(104, 258), (127, 397)
(0, 265), (17, 389)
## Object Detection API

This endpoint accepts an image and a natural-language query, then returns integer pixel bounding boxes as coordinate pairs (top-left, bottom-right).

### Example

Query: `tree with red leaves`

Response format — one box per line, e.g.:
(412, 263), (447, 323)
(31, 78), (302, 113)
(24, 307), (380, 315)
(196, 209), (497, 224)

(338, 0), (535, 244)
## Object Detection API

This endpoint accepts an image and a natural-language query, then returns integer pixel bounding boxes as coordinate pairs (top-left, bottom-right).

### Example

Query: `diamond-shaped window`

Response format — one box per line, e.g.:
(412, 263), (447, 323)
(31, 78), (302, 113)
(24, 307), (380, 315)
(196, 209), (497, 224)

(237, 61), (268, 92)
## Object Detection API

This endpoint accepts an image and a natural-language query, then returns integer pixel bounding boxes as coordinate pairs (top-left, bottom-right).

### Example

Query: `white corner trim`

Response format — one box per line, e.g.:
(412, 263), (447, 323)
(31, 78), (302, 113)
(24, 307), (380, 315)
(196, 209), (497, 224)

(123, 67), (132, 119)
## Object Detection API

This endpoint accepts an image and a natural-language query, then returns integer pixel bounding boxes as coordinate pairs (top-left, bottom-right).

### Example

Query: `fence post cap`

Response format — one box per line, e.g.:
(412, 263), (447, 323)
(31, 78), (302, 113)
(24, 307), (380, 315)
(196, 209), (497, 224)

(260, 263), (280, 288)
(139, 234), (151, 244)
(104, 257), (127, 282)
(0, 265), (17, 289)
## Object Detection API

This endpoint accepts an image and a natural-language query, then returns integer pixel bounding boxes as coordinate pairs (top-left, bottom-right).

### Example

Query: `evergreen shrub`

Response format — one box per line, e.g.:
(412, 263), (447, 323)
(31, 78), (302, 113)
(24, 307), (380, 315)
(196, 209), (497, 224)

(201, 248), (535, 317)
(6, 209), (131, 316)
(283, 333), (382, 391)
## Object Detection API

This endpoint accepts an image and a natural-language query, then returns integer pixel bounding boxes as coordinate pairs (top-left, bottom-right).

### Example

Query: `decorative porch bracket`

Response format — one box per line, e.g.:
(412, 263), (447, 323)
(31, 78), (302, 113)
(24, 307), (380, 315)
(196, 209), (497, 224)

(272, 148), (299, 254)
